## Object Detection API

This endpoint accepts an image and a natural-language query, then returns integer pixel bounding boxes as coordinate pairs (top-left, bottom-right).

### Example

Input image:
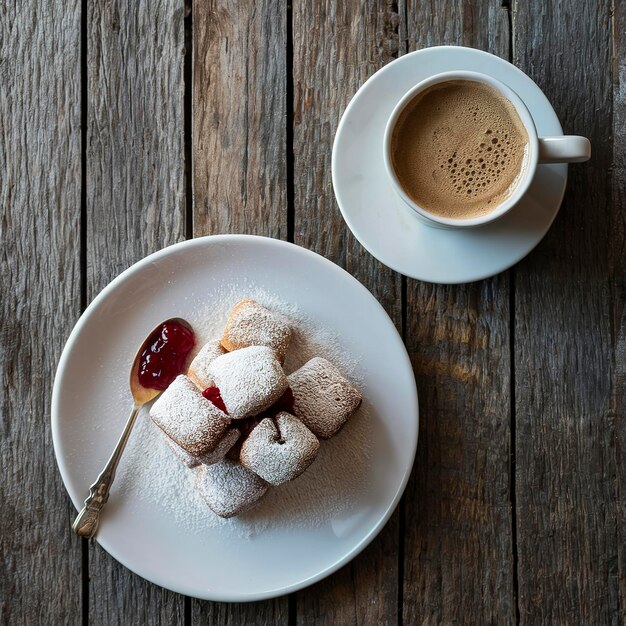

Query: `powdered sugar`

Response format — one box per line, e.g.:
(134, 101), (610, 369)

(187, 340), (226, 389)
(240, 412), (320, 486)
(196, 459), (269, 518)
(115, 286), (372, 539)
(160, 418), (239, 468)
(209, 346), (288, 419)
(149, 375), (230, 456)
(160, 429), (200, 468)
(222, 298), (292, 362)
(197, 428), (240, 465)
(288, 357), (362, 438)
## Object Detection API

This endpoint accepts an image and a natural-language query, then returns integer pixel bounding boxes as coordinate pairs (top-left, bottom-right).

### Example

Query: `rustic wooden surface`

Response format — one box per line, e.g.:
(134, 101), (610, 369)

(513, 2), (620, 623)
(1, 0), (624, 624)
(0, 2), (82, 623)
(402, 3), (516, 624)
(614, 2), (626, 621)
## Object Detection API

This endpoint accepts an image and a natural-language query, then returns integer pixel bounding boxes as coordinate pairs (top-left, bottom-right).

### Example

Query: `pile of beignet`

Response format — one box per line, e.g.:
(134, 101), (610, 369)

(150, 299), (362, 517)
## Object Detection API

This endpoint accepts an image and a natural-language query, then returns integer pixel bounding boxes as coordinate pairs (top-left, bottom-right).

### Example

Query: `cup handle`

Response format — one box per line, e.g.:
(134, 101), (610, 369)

(538, 136), (591, 163)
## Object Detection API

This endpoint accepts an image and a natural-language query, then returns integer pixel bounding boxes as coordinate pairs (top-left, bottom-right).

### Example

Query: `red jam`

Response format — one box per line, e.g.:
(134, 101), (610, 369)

(138, 321), (195, 391)
(202, 386), (228, 414)
(238, 416), (263, 440)
(271, 387), (294, 414)
(226, 417), (263, 461)
(225, 387), (295, 460)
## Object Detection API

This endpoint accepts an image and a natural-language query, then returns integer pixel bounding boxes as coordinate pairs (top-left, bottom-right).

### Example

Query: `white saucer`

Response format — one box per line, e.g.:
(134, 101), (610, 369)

(332, 46), (568, 284)
(51, 235), (418, 601)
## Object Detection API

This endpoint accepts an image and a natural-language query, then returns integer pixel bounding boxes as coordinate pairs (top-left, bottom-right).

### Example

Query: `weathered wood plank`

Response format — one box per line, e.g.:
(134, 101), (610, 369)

(0, 1), (82, 623)
(402, 2), (516, 623)
(86, 1), (187, 623)
(193, 602), (289, 626)
(513, 1), (619, 622)
(292, 1), (404, 623)
(191, 0), (289, 621)
(613, 3), (626, 620)
(192, 0), (287, 238)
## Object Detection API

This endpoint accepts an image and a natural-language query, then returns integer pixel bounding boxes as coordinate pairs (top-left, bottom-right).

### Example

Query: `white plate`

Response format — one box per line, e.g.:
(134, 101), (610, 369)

(332, 45), (568, 284)
(52, 235), (418, 601)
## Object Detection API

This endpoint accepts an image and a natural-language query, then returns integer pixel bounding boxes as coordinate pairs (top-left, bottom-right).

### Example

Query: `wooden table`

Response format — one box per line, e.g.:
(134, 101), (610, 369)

(2, 1), (624, 623)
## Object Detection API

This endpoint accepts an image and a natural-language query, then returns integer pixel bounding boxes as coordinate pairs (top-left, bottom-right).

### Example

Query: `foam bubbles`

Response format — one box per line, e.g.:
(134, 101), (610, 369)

(443, 124), (518, 200)
(390, 80), (529, 219)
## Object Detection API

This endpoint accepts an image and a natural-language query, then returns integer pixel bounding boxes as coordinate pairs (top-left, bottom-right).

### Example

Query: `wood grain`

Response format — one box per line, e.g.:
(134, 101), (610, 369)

(613, 2), (626, 620)
(402, 2), (516, 624)
(513, 1), (619, 622)
(86, 1), (187, 623)
(192, 0), (287, 238)
(3, 1), (625, 623)
(292, 1), (404, 623)
(191, 0), (289, 621)
(0, 1), (82, 623)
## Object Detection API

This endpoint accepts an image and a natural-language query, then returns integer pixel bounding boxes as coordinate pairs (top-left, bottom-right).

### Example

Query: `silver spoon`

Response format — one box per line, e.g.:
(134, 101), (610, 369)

(72, 317), (193, 538)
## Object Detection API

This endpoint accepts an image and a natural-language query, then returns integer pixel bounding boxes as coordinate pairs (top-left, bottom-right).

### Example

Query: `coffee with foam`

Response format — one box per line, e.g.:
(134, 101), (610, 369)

(390, 80), (529, 220)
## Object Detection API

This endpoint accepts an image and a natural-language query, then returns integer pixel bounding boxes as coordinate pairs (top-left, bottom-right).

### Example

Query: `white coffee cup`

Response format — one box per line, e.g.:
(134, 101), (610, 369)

(383, 70), (591, 228)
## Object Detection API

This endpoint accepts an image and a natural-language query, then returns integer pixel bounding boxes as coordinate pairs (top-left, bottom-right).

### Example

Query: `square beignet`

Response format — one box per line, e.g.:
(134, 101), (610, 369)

(159, 430), (200, 468)
(150, 375), (230, 456)
(197, 428), (240, 465)
(195, 459), (268, 518)
(161, 427), (240, 468)
(187, 340), (227, 389)
(208, 345), (288, 419)
(240, 412), (319, 486)
(287, 357), (362, 438)
(221, 298), (292, 362)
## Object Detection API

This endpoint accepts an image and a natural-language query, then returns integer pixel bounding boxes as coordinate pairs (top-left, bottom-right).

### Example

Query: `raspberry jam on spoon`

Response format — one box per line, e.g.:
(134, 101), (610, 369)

(138, 320), (196, 391)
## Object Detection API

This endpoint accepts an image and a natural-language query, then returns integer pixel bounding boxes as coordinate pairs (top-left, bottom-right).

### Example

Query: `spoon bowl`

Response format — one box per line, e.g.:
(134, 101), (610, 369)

(129, 317), (194, 405)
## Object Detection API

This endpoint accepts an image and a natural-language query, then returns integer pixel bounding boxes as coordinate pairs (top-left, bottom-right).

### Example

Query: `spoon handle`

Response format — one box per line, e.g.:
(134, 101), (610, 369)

(72, 403), (142, 538)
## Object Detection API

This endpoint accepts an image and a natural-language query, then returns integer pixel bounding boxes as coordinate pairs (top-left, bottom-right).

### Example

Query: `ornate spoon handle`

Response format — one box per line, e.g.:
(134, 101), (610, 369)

(72, 404), (141, 538)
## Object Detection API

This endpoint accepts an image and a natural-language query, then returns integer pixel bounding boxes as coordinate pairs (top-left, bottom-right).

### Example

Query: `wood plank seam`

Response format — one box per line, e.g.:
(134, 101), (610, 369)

(183, 2), (193, 623)
(184, 0), (194, 245)
(286, 0), (295, 249)
(80, 0), (89, 623)
(284, 4), (298, 623)
(399, 273), (408, 626)
(286, 2), (298, 619)
(611, 1), (625, 621)
(502, 2), (521, 623)
(398, 4), (409, 625)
